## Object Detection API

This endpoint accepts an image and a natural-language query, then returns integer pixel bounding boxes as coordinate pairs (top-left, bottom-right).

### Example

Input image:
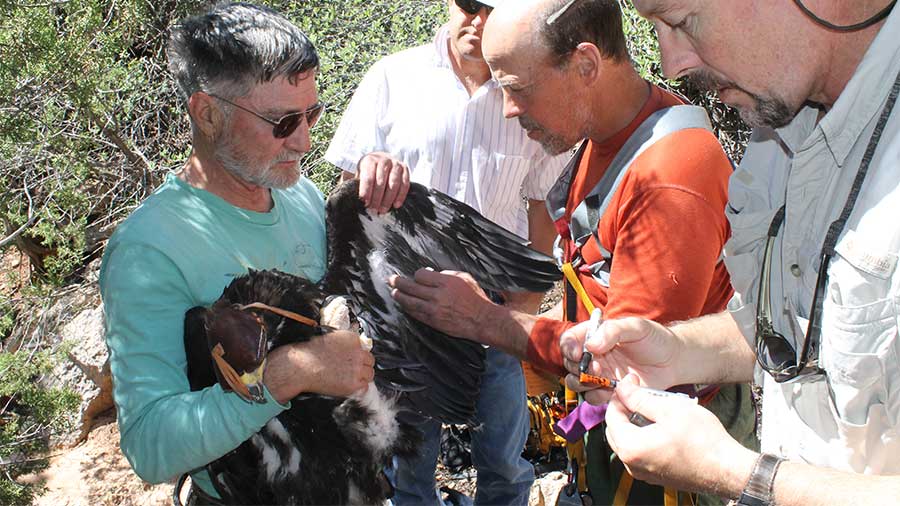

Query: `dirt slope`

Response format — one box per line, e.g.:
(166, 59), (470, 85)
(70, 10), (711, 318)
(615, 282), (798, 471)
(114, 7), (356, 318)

(20, 414), (174, 506)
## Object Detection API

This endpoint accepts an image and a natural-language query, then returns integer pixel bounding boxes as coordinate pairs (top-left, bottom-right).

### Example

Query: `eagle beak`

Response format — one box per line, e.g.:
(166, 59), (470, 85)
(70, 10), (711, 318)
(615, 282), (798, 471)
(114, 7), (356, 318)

(211, 342), (268, 404)
(239, 358), (268, 404)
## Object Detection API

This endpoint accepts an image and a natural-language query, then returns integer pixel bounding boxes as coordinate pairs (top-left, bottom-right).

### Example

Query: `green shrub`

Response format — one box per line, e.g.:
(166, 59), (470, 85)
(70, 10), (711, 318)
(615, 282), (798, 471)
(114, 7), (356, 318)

(0, 349), (80, 505)
(0, 299), (13, 339)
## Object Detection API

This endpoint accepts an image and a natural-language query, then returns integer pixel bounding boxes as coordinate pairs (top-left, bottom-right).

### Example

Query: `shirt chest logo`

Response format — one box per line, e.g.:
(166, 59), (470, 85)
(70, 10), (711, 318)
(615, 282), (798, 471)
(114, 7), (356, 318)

(834, 230), (898, 279)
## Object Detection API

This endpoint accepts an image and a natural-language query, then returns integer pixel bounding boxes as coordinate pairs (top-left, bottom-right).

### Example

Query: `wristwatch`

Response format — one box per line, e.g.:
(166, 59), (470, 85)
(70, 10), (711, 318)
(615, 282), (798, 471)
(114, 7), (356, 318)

(735, 453), (784, 506)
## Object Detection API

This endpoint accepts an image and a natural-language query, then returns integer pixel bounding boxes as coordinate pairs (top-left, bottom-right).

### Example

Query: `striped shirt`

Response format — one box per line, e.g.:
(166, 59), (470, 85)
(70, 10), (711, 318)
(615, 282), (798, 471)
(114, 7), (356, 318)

(325, 25), (569, 238)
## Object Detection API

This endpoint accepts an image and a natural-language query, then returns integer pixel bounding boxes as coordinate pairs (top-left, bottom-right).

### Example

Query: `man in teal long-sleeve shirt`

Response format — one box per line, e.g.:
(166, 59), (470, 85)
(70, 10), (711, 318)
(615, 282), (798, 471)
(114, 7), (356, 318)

(99, 4), (409, 503)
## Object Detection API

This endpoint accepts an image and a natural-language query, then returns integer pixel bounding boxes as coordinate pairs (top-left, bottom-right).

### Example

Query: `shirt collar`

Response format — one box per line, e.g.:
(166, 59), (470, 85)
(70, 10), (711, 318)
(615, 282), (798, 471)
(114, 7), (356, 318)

(433, 24), (452, 68)
(431, 24), (499, 91)
(777, 6), (900, 164)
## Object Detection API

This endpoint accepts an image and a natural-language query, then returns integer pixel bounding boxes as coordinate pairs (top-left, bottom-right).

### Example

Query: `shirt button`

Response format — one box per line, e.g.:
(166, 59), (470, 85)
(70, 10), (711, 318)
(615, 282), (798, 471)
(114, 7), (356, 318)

(790, 264), (802, 277)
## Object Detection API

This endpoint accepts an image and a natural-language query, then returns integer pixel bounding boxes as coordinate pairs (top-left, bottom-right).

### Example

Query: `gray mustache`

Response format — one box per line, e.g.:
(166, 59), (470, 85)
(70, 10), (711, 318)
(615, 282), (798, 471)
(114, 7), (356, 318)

(686, 70), (735, 92)
(518, 115), (541, 131)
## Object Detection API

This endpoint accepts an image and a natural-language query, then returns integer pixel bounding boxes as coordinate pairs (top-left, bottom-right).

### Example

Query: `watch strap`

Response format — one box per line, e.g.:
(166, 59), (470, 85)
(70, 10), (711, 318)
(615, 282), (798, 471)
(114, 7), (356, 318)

(736, 453), (784, 506)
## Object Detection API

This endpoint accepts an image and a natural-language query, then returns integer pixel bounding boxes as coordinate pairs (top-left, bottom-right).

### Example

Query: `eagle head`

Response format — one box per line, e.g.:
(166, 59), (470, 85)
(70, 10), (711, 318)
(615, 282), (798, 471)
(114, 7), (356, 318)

(204, 300), (268, 404)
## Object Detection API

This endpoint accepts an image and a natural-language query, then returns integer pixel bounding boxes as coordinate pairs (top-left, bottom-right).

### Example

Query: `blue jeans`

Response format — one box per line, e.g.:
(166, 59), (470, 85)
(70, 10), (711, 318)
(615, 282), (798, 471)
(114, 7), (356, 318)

(393, 347), (534, 506)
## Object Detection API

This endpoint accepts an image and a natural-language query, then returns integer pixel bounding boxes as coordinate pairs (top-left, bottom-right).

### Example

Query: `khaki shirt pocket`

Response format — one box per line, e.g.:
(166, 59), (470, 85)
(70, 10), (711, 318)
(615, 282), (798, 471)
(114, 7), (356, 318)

(820, 267), (896, 429)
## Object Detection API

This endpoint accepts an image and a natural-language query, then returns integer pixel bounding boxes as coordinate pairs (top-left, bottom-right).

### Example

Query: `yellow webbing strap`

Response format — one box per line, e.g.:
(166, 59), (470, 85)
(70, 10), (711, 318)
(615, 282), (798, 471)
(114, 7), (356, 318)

(561, 262), (595, 313)
(560, 261), (682, 506)
(664, 488), (679, 506)
(561, 262), (592, 495)
(613, 473), (633, 506)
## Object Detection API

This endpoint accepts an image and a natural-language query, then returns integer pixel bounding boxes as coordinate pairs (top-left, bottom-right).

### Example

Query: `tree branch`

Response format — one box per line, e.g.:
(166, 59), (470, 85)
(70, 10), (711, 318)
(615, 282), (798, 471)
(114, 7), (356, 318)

(0, 214), (41, 250)
(84, 107), (152, 174)
(0, 179), (53, 250)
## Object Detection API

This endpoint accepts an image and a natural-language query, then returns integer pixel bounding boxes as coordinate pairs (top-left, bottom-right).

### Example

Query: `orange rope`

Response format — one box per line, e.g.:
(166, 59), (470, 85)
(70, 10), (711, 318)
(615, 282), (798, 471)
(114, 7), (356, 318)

(211, 343), (252, 401)
(240, 302), (317, 327)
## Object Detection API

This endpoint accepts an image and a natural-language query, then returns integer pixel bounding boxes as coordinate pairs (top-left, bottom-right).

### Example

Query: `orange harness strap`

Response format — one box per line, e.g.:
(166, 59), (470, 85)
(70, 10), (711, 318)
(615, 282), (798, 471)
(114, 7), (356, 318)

(240, 302), (318, 327)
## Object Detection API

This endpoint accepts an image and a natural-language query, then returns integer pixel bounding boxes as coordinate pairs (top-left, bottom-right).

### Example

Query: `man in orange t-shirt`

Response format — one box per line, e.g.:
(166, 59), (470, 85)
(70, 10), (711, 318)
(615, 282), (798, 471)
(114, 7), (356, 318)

(525, 82), (735, 376)
(389, 1), (756, 504)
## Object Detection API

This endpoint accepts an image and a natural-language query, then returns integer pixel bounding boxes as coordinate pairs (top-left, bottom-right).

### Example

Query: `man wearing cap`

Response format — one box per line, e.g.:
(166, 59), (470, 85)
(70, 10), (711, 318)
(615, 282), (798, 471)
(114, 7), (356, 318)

(326, 0), (568, 504)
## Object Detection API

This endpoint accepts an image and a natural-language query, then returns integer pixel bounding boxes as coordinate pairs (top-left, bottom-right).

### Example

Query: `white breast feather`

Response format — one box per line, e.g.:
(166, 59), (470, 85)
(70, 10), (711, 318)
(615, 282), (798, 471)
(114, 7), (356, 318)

(350, 383), (400, 455)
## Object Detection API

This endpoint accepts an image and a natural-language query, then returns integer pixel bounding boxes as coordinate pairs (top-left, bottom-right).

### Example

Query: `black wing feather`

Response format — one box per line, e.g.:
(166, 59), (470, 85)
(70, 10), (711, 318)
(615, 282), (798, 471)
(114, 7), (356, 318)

(395, 184), (560, 291)
(323, 180), (561, 424)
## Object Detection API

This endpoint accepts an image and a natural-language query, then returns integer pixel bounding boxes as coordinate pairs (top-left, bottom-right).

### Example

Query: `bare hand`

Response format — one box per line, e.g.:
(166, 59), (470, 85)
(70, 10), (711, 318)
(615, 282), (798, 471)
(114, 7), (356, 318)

(605, 375), (756, 495)
(264, 330), (375, 403)
(389, 269), (496, 342)
(356, 152), (410, 214)
(560, 317), (681, 405)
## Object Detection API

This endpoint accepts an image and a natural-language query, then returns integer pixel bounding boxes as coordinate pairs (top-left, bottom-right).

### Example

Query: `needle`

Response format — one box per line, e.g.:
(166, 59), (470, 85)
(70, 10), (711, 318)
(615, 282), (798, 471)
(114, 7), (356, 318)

(578, 308), (602, 374)
(572, 308), (698, 427)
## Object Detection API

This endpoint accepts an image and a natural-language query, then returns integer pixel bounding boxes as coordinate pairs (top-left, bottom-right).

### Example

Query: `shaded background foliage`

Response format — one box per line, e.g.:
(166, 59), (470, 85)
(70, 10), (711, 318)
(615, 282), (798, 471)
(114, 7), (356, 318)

(0, 0), (748, 503)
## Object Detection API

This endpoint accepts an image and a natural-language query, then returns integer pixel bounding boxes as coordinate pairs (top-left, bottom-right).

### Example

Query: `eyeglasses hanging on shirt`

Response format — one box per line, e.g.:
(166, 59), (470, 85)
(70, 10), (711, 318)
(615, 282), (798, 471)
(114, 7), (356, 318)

(755, 205), (825, 383)
(754, 66), (900, 383)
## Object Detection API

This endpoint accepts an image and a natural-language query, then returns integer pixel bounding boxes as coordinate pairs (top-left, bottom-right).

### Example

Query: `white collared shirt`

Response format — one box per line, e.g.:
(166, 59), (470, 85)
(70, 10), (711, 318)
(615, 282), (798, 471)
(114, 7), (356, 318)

(325, 25), (568, 238)
(724, 7), (900, 473)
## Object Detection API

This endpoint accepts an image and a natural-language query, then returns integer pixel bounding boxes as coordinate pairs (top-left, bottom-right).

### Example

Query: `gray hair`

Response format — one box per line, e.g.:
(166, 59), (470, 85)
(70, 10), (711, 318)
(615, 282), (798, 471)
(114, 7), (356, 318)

(166, 2), (319, 102)
(537, 0), (628, 68)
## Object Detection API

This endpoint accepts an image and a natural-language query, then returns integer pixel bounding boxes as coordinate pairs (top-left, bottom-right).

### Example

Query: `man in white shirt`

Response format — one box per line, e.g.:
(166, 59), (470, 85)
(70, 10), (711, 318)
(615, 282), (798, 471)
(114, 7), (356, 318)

(325, 1), (568, 504)
(559, 1), (900, 505)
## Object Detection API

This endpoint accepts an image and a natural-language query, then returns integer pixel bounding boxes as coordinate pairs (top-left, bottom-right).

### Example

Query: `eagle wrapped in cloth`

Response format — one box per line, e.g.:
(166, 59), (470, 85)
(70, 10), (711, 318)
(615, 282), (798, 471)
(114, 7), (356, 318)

(183, 179), (562, 505)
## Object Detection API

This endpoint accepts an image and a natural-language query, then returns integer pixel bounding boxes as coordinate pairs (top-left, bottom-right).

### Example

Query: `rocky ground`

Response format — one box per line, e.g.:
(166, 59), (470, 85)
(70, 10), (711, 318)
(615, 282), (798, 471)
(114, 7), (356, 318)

(21, 417), (572, 506)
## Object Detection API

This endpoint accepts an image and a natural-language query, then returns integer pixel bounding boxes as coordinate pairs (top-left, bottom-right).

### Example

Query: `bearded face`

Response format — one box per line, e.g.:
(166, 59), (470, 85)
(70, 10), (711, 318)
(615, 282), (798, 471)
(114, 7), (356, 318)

(215, 131), (303, 189)
(517, 114), (578, 155)
(687, 70), (795, 129)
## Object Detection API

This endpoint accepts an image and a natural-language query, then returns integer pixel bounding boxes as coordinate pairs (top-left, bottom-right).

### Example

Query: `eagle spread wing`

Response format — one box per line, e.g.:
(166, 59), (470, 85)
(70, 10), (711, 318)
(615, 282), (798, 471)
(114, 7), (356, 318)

(323, 180), (561, 424)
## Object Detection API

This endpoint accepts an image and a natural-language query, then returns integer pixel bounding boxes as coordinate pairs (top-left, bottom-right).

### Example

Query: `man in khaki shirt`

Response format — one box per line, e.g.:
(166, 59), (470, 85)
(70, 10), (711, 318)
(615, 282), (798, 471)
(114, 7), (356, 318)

(561, 1), (900, 505)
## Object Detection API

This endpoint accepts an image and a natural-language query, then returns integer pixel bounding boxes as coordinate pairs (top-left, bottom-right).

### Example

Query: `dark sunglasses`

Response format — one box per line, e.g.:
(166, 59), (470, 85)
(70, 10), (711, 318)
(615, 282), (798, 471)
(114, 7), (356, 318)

(210, 94), (325, 139)
(755, 205), (825, 383)
(454, 0), (492, 15)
